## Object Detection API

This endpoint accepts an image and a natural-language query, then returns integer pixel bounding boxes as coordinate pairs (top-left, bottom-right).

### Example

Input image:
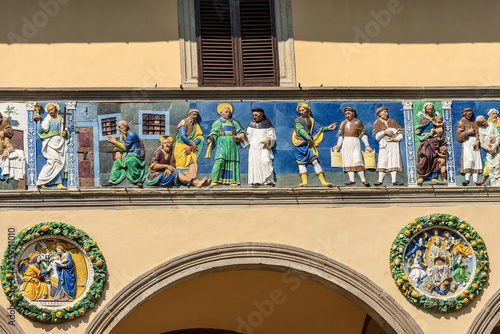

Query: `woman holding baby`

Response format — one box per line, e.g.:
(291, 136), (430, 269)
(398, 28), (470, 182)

(415, 103), (446, 185)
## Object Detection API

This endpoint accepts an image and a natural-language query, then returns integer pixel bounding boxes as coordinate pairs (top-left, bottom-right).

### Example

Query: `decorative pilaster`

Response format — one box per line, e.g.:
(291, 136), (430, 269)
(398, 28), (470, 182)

(26, 101), (37, 190)
(403, 101), (417, 187)
(178, 0), (198, 87)
(274, 0), (296, 87)
(65, 101), (78, 190)
(442, 100), (457, 186)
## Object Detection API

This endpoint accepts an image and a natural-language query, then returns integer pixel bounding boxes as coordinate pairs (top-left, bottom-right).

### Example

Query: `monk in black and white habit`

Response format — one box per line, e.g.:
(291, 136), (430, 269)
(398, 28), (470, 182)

(246, 107), (276, 186)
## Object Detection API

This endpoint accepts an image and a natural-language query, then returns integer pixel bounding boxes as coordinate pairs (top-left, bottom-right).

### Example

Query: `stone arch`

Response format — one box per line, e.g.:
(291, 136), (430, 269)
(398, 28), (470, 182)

(468, 288), (500, 334)
(0, 305), (25, 334)
(86, 243), (423, 334)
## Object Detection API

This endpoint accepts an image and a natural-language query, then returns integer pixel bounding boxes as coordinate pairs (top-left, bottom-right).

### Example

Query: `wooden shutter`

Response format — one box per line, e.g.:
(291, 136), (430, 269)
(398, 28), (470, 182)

(196, 0), (279, 87)
(237, 0), (279, 86)
(196, 0), (237, 86)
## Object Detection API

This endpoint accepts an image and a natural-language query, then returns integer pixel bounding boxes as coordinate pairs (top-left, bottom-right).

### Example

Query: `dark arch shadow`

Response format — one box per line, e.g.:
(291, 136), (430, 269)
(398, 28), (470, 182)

(86, 242), (423, 334)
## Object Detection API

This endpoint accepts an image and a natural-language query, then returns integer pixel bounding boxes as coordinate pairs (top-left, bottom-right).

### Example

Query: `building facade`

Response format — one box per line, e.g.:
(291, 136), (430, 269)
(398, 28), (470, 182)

(1, 1), (500, 334)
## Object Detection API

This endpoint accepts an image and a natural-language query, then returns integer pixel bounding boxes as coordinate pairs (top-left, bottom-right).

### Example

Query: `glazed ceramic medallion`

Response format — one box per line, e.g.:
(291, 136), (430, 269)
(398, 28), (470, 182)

(1, 222), (107, 323)
(389, 213), (488, 312)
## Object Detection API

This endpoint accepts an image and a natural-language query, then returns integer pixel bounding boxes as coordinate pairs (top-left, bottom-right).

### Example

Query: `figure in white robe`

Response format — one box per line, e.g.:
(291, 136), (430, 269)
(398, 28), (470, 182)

(409, 250), (427, 285)
(246, 108), (276, 186)
(456, 108), (482, 185)
(33, 104), (69, 188)
(426, 238), (450, 285)
(333, 107), (373, 187)
(477, 116), (500, 186)
(372, 107), (404, 186)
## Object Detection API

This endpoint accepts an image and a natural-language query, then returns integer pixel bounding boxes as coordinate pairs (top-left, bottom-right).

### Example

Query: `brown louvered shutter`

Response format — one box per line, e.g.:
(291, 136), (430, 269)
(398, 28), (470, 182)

(237, 0), (279, 86)
(196, 0), (237, 86)
(196, 0), (279, 87)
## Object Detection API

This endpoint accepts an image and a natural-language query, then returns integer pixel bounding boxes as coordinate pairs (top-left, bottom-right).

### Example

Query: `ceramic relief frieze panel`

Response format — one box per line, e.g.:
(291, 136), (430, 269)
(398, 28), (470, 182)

(7, 99), (500, 189)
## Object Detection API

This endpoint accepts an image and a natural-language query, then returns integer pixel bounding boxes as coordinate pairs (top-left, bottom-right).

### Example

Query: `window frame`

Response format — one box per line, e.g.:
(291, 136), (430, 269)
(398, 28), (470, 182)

(194, 0), (279, 87)
(178, 0), (296, 88)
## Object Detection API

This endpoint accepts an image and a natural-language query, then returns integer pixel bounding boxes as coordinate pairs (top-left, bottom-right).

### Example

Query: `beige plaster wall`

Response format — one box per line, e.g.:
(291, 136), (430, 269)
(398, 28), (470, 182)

(0, 0), (181, 88)
(292, 0), (500, 87)
(0, 206), (498, 333)
(3, 0), (500, 89)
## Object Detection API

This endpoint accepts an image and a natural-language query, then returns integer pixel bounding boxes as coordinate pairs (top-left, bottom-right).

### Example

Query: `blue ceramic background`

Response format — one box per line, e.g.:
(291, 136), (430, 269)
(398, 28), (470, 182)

(18, 100), (500, 189)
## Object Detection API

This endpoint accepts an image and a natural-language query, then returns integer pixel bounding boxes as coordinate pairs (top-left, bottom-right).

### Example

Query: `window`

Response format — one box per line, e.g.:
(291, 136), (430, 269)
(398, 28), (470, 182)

(142, 113), (166, 135)
(100, 117), (117, 137)
(139, 110), (170, 139)
(98, 113), (121, 141)
(195, 0), (279, 87)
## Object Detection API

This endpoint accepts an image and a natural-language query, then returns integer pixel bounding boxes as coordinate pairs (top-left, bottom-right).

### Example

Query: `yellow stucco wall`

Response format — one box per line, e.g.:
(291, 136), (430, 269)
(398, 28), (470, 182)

(2, 0), (500, 88)
(0, 205), (498, 333)
(292, 0), (500, 87)
(0, 0), (181, 88)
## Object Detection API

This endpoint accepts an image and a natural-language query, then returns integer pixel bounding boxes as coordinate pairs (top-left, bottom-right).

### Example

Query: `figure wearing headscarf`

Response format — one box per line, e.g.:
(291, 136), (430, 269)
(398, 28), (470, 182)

(477, 108), (500, 185)
(372, 107), (404, 186)
(415, 103), (443, 185)
(409, 250), (427, 285)
(426, 237), (451, 286)
(174, 108), (204, 175)
(247, 107), (276, 186)
(477, 115), (500, 186)
(333, 107), (372, 187)
(33, 103), (69, 189)
(53, 243), (77, 301)
(207, 103), (247, 186)
(456, 108), (482, 186)
(21, 253), (49, 301)
(293, 103), (337, 187)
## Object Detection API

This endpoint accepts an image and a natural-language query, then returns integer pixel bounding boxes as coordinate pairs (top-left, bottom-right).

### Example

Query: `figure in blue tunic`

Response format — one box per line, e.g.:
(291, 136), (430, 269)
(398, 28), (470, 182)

(292, 103), (337, 187)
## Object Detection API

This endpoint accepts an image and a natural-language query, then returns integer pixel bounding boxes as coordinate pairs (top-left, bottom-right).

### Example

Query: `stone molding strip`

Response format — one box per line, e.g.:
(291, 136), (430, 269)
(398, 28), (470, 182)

(0, 305), (25, 334)
(1, 187), (500, 210)
(85, 243), (423, 334)
(468, 288), (500, 334)
(1, 87), (500, 102)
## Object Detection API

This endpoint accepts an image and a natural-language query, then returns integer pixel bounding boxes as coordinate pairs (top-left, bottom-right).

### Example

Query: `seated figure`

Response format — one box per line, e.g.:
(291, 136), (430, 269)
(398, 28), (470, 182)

(146, 136), (209, 188)
(104, 120), (146, 187)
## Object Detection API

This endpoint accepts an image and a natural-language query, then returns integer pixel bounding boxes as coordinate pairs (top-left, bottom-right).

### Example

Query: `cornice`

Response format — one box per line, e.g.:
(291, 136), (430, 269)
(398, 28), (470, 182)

(1, 87), (500, 102)
(1, 187), (499, 211)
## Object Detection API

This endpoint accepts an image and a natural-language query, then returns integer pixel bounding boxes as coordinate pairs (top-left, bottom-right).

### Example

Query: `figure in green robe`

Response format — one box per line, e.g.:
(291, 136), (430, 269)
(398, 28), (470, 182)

(104, 120), (146, 187)
(207, 103), (247, 186)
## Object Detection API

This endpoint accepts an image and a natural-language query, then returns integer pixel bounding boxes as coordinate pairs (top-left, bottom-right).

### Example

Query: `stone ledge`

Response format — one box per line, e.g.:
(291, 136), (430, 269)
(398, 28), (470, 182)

(1, 87), (500, 101)
(0, 187), (497, 210)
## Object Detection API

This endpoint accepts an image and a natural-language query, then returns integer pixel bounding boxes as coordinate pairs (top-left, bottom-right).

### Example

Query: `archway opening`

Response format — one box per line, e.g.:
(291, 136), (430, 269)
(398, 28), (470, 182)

(88, 243), (420, 334)
(112, 270), (385, 334)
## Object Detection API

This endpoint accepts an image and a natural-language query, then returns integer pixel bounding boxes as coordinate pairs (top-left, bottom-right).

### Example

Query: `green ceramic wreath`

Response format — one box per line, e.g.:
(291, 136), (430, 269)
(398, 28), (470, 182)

(1, 221), (107, 323)
(389, 213), (488, 313)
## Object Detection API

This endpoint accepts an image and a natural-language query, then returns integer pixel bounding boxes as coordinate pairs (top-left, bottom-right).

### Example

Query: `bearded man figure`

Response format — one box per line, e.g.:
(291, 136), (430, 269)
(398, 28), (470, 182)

(104, 120), (146, 187)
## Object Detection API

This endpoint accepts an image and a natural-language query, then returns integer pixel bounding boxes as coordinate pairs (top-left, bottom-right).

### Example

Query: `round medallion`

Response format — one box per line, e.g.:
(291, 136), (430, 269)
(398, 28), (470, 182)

(1, 222), (107, 323)
(389, 214), (488, 313)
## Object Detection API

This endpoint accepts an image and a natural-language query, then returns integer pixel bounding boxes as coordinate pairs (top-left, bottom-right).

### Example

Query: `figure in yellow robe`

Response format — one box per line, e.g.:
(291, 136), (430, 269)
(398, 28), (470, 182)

(21, 253), (49, 301)
(174, 108), (204, 174)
